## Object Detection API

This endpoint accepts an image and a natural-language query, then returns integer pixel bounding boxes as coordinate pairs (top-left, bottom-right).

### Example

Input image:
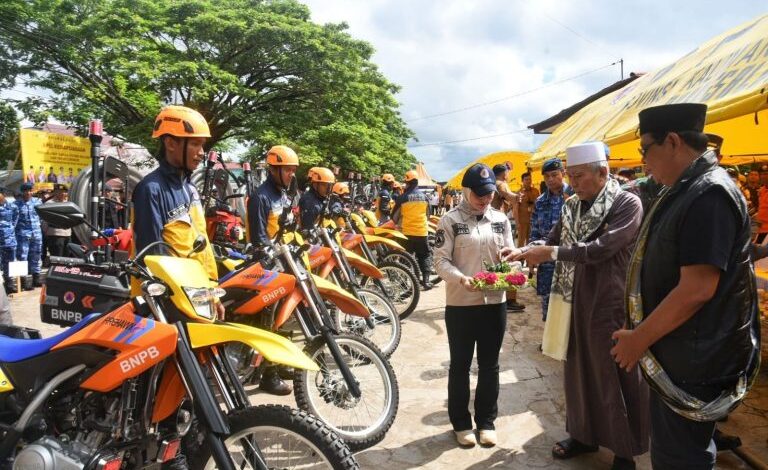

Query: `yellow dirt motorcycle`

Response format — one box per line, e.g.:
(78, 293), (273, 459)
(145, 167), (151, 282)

(32, 202), (359, 470)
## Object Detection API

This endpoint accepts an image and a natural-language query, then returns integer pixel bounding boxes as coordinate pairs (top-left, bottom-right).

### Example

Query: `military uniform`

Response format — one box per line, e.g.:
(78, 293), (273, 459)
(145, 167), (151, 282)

(14, 194), (42, 279)
(0, 199), (18, 286)
(433, 163), (515, 436)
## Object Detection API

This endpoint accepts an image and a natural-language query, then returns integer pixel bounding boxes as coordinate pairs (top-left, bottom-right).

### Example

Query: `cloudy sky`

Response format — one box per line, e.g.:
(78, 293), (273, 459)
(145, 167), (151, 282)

(302, 0), (767, 181)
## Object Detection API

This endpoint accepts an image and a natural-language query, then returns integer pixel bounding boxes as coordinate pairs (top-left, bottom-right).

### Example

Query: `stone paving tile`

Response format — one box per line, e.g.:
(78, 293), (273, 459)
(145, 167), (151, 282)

(7, 282), (767, 469)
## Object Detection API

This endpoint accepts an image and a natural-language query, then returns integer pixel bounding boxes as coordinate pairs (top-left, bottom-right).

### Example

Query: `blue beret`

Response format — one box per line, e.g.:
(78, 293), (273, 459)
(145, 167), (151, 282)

(541, 158), (563, 173)
(20, 182), (33, 191)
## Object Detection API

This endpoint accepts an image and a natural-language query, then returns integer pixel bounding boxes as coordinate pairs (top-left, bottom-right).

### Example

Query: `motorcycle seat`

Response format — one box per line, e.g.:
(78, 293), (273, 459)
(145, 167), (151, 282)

(0, 313), (100, 362)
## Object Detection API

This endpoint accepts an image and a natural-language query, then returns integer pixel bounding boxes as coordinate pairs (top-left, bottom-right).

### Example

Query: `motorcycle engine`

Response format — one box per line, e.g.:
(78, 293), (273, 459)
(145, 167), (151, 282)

(13, 436), (91, 470)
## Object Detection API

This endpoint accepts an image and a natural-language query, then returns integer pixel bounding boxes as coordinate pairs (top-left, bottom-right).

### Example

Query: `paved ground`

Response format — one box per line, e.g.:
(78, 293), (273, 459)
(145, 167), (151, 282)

(7, 283), (768, 469)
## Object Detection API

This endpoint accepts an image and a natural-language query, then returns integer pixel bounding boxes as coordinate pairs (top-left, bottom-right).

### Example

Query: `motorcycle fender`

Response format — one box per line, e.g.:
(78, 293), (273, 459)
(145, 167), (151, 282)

(364, 234), (405, 252)
(316, 255), (337, 279)
(151, 361), (186, 423)
(186, 322), (319, 372)
(222, 257), (244, 272)
(274, 288), (304, 330)
(311, 274), (370, 317)
(342, 248), (383, 279)
(372, 227), (408, 241)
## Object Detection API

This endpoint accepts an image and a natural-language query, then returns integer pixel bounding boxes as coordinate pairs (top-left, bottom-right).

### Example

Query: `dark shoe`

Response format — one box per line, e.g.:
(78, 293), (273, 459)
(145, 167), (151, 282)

(259, 370), (293, 396)
(421, 281), (433, 290)
(22, 276), (34, 291)
(552, 438), (598, 460)
(277, 365), (296, 381)
(713, 429), (741, 451)
(32, 274), (43, 287)
(506, 301), (525, 312)
(611, 456), (636, 470)
(3, 278), (16, 294)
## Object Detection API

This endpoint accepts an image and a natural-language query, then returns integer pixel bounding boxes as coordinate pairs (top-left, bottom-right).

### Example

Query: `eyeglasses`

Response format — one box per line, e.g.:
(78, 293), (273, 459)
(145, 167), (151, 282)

(638, 141), (659, 157)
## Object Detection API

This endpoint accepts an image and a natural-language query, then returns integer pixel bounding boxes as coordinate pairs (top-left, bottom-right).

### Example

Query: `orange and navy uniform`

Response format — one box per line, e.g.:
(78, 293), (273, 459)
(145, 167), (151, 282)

(392, 185), (429, 237)
(247, 174), (290, 245)
(376, 188), (393, 223)
(131, 159), (217, 293)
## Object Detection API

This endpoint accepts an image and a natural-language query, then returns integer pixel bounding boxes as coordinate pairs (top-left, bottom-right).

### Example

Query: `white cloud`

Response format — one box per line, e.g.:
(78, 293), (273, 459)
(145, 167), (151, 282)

(302, 0), (767, 180)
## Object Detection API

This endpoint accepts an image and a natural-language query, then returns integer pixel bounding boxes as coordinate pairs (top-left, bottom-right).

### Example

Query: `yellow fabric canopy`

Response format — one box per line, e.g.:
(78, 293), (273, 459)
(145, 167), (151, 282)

(446, 151), (540, 190)
(530, 14), (768, 168)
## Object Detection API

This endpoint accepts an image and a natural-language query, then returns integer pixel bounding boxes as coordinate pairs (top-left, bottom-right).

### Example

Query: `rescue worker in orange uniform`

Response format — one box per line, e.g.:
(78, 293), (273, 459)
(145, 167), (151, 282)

(246, 145), (299, 395)
(377, 173), (396, 224)
(393, 170), (433, 290)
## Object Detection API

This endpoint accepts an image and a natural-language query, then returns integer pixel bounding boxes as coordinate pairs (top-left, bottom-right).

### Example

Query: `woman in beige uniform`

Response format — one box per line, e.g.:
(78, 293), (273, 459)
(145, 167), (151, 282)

(434, 163), (515, 448)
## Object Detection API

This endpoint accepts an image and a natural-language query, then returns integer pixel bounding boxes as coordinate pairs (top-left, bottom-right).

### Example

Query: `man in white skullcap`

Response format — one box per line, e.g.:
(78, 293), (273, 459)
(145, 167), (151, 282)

(505, 141), (649, 470)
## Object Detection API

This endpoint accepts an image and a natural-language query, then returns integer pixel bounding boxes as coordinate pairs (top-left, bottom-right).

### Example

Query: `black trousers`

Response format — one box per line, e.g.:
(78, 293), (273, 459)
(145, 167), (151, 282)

(404, 236), (432, 279)
(650, 389), (718, 469)
(46, 236), (70, 257)
(445, 303), (506, 431)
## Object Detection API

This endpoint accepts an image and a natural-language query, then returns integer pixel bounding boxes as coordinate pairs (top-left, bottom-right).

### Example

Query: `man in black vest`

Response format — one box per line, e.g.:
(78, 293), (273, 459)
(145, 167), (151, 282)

(611, 103), (760, 470)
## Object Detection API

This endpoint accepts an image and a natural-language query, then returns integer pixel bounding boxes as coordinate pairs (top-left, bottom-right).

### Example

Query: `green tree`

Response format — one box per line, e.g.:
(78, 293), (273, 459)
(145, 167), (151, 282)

(0, 102), (19, 168)
(0, 0), (415, 176)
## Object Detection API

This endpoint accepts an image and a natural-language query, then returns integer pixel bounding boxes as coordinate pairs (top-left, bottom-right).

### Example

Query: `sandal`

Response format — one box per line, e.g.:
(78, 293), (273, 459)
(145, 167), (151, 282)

(611, 456), (636, 470)
(551, 438), (599, 460)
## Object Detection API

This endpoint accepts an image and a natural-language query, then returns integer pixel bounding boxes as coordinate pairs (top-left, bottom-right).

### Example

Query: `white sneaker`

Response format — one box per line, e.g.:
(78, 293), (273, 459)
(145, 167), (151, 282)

(478, 429), (497, 446)
(454, 429), (477, 447)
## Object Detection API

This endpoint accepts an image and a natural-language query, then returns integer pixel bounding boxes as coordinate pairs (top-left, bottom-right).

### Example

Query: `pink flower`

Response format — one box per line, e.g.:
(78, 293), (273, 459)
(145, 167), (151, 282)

(505, 273), (526, 286)
(484, 272), (498, 285)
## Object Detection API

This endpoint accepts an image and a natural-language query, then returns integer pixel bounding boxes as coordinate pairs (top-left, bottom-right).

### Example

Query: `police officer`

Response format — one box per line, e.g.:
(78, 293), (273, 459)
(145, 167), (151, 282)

(392, 170), (432, 290)
(376, 173), (395, 224)
(434, 163), (515, 448)
(15, 182), (43, 288)
(246, 144), (298, 396)
(0, 187), (18, 292)
(299, 167), (336, 228)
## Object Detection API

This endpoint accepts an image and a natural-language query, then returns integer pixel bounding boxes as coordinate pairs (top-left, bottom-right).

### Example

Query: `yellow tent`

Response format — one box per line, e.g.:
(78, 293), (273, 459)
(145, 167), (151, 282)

(446, 151), (540, 191)
(530, 14), (768, 168)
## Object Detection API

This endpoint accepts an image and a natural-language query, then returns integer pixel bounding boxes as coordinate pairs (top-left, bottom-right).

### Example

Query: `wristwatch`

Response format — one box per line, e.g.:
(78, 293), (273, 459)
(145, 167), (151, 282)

(550, 247), (558, 261)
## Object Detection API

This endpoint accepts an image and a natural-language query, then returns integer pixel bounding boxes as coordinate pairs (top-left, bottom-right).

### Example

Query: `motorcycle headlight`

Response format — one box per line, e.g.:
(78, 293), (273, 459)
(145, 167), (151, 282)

(182, 286), (216, 319)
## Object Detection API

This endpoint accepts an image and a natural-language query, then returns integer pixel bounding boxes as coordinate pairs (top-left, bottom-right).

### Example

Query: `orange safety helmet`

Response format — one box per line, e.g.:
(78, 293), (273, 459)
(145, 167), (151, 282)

(266, 145), (299, 166)
(308, 167), (335, 184)
(404, 170), (419, 182)
(333, 182), (350, 196)
(381, 173), (395, 183)
(152, 105), (211, 139)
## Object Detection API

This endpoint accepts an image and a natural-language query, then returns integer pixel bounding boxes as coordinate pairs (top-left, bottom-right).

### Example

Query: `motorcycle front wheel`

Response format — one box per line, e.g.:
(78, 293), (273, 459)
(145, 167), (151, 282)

(294, 334), (399, 451)
(190, 405), (359, 470)
(329, 287), (402, 357)
(361, 261), (420, 320)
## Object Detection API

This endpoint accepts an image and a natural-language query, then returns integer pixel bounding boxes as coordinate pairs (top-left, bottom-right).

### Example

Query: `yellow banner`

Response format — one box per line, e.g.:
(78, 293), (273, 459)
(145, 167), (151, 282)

(446, 150), (538, 190)
(531, 14), (768, 167)
(19, 128), (91, 186)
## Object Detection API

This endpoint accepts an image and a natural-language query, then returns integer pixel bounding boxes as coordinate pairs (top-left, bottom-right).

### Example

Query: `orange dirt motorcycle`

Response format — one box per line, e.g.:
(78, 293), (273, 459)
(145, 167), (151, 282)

(303, 220), (401, 357)
(5, 202), (358, 470)
(218, 208), (399, 451)
(331, 201), (420, 320)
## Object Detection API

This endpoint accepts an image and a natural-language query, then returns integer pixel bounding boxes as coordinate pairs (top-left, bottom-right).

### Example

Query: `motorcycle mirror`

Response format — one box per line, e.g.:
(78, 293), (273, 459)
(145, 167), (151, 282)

(190, 236), (207, 256)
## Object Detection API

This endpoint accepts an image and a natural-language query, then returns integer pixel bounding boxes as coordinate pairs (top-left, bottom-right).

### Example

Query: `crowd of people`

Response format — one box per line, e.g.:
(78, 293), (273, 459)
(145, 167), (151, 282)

(434, 102), (761, 470)
(0, 101), (761, 469)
